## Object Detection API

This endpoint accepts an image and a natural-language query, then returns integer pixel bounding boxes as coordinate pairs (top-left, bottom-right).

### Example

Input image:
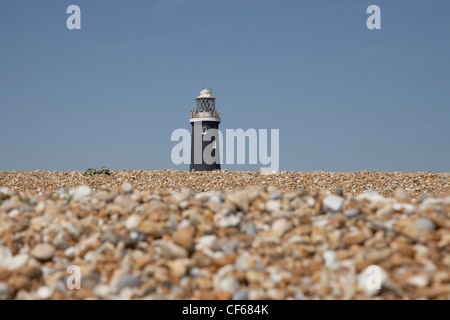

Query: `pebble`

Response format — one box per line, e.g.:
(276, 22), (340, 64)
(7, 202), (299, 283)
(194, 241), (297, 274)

(116, 275), (142, 292)
(1, 170), (447, 198)
(73, 186), (94, 202)
(0, 268), (10, 281)
(160, 241), (188, 259)
(100, 231), (131, 246)
(323, 195), (344, 213)
(168, 258), (189, 279)
(64, 247), (77, 259)
(0, 247), (12, 267)
(215, 276), (240, 293)
(94, 284), (111, 298)
(114, 195), (137, 212)
(36, 286), (53, 299)
(246, 221), (258, 235)
(121, 183), (133, 194)
(125, 215), (141, 230)
(15, 266), (42, 279)
(407, 274), (431, 288)
(356, 191), (385, 203)
(395, 189), (411, 201)
(9, 275), (31, 291)
(192, 251), (213, 268)
(31, 244), (55, 262)
(0, 282), (10, 300)
(209, 194), (224, 204)
(344, 209), (360, 218)
(342, 231), (366, 246)
(173, 227), (195, 251)
(232, 290), (249, 300)
(412, 218), (436, 232)
(196, 235), (218, 251)
(392, 203), (416, 215)
(227, 190), (251, 212)
(5, 254), (29, 270)
(217, 215), (241, 228)
(323, 250), (338, 267)
(266, 200), (281, 212)
(268, 189), (282, 200)
(271, 218), (291, 237)
(0, 171), (448, 300)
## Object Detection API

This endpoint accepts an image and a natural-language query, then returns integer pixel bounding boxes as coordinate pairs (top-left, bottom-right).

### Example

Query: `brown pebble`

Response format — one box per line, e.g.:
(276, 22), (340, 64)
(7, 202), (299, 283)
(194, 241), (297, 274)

(342, 231), (366, 245)
(173, 227), (196, 252)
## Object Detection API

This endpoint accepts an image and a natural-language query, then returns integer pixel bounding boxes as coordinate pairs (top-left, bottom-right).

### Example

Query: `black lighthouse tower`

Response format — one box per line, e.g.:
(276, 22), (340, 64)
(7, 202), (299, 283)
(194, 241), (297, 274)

(190, 87), (221, 171)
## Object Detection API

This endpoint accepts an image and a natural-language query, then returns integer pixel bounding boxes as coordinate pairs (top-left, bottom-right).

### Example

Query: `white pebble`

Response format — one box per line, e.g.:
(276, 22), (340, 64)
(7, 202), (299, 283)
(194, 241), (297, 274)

(36, 286), (53, 299)
(323, 195), (344, 213)
(6, 254), (30, 270)
(266, 200), (281, 213)
(73, 186), (93, 202)
(323, 250), (338, 267)
(64, 247), (77, 259)
(125, 215), (141, 230)
(121, 183), (133, 194)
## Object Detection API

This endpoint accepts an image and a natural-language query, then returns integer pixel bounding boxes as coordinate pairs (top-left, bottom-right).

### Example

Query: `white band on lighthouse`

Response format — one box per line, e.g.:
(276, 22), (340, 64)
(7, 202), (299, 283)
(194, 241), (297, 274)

(190, 117), (221, 123)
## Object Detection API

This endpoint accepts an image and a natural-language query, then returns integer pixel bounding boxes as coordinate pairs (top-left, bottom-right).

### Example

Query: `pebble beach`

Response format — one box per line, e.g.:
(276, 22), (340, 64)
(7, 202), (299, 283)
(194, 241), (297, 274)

(0, 170), (449, 300)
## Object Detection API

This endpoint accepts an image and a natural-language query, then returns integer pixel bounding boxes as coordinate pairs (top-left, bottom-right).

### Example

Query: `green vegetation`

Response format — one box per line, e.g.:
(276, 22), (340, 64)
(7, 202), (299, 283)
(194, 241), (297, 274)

(84, 166), (111, 177)
(99, 166), (111, 175)
(84, 168), (98, 176)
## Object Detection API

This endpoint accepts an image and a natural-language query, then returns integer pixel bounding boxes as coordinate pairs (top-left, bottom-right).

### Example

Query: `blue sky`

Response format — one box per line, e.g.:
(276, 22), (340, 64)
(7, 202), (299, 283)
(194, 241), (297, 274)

(0, 0), (449, 172)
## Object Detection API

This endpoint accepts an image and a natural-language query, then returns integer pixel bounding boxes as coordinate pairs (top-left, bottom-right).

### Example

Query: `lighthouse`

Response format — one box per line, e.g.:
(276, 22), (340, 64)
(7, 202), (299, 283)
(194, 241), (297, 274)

(190, 87), (221, 171)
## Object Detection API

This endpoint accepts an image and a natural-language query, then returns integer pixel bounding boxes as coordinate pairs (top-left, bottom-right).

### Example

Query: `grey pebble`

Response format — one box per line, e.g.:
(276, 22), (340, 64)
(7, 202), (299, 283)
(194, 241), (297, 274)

(116, 275), (142, 292)
(412, 218), (436, 232)
(344, 209), (360, 218)
(232, 290), (249, 300)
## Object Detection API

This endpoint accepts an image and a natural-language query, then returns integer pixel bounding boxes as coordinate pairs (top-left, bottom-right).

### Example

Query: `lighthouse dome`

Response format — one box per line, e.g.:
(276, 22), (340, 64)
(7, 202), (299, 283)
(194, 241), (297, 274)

(196, 87), (215, 99)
